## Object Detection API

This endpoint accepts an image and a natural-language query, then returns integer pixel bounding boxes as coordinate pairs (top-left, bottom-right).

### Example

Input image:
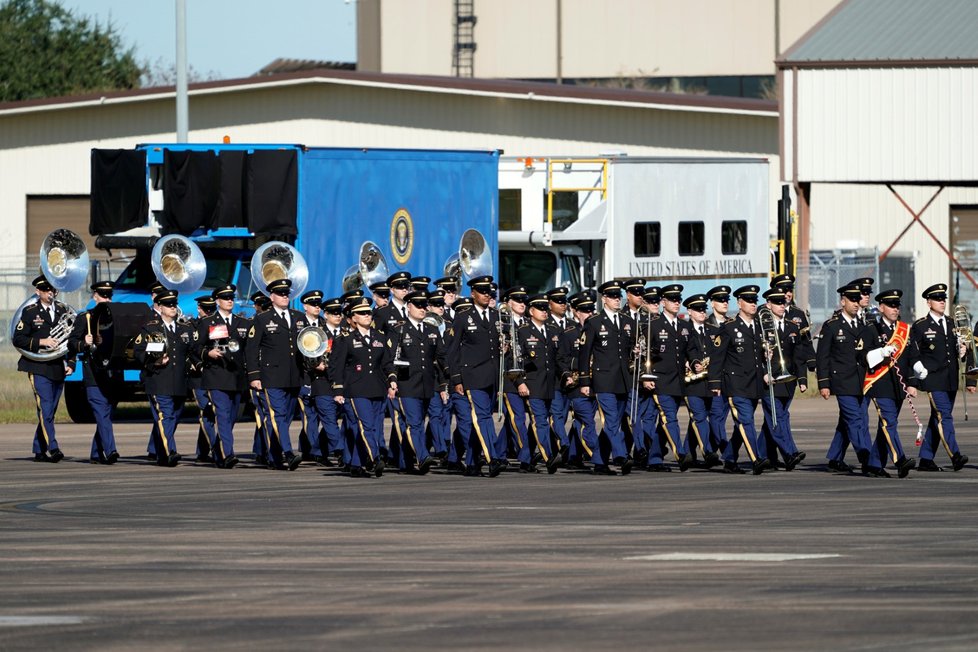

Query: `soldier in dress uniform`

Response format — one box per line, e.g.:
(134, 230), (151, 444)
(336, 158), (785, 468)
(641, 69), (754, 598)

(189, 295), (217, 463)
(373, 271), (412, 334)
(772, 274), (815, 359)
(328, 297), (395, 477)
(852, 277), (875, 324)
(705, 285), (733, 457)
(709, 285), (772, 475)
(546, 286), (573, 460)
(245, 278), (304, 471)
(446, 275), (507, 477)
(434, 276), (459, 320)
(513, 295), (561, 473)
(297, 289), (327, 463)
(620, 278), (652, 468)
(858, 289), (918, 478)
(818, 283), (874, 474)
(681, 294), (721, 469)
(645, 284), (694, 471)
(423, 289), (452, 459)
(389, 290), (447, 474)
(636, 286), (662, 466)
(134, 289), (191, 467)
(248, 290), (273, 465)
(308, 297), (346, 466)
(196, 284), (249, 469)
(66, 280), (118, 464)
(14, 275), (72, 462)
(757, 287), (808, 472)
(910, 283), (972, 471)
(577, 280), (635, 475)
(559, 292), (601, 470)
(443, 296), (474, 471)
(369, 280), (390, 311)
(411, 276), (431, 293)
(499, 285), (530, 460)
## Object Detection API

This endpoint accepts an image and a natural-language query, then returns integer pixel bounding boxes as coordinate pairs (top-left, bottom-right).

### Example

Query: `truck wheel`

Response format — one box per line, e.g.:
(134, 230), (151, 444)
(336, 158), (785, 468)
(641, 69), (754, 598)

(64, 383), (95, 423)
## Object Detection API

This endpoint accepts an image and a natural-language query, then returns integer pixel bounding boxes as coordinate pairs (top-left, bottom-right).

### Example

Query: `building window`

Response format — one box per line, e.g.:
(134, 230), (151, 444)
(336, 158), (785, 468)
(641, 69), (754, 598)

(678, 221), (704, 256)
(721, 220), (748, 255)
(499, 189), (521, 231)
(634, 222), (660, 257)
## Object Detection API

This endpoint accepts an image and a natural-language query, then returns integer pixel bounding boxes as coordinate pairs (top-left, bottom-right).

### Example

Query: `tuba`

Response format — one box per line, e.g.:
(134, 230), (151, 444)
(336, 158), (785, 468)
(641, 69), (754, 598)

(343, 241), (389, 294)
(250, 241), (308, 298)
(296, 326), (329, 369)
(458, 228), (493, 280)
(151, 235), (207, 293)
(952, 304), (978, 378)
(443, 252), (462, 289)
(10, 230), (89, 362)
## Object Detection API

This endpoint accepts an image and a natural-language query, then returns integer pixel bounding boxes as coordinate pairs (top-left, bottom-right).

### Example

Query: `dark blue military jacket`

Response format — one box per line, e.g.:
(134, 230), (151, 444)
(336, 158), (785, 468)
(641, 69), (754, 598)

(515, 321), (558, 398)
(710, 314), (766, 400)
(647, 314), (693, 397)
(577, 309), (635, 394)
(310, 325), (346, 398)
(196, 312), (250, 392)
(815, 313), (867, 396)
(245, 308), (306, 389)
(446, 306), (501, 390)
(684, 320), (720, 399)
(328, 327), (393, 399)
(134, 316), (192, 397)
(858, 319), (916, 400)
(388, 319), (447, 399)
(13, 300), (72, 381)
(908, 313), (964, 393)
(66, 304), (114, 387)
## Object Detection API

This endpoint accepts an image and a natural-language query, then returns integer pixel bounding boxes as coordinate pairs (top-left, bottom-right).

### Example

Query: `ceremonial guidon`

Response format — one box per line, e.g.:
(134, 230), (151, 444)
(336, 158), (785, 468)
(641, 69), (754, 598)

(857, 289), (917, 478)
(446, 274), (507, 477)
(709, 285), (771, 475)
(577, 280), (635, 475)
(195, 283), (249, 469)
(756, 287), (808, 472)
(681, 293), (722, 469)
(909, 283), (971, 472)
(245, 278), (304, 471)
(817, 283), (873, 474)
(645, 283), (695, 471)
(513, 295), (561, 473)
(14, 274), (71, 463)
(328, 297), (395, 477)
(388, 290), (448, 474)
(134, 289), (192, 467)
(557, 291), (601, 469)
(297, 289), (328, 463)
(65, 281), (119, 464)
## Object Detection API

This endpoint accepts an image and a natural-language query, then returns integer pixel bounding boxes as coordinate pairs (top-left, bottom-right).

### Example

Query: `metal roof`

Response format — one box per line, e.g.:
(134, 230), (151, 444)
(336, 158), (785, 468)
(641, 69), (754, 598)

(781, 0), (978, 65)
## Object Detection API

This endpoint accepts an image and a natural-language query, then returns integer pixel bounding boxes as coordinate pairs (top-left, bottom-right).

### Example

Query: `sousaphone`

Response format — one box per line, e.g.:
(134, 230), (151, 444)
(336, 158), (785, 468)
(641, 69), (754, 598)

(250, 241), (308, 298)
(151, 234), (207, 293)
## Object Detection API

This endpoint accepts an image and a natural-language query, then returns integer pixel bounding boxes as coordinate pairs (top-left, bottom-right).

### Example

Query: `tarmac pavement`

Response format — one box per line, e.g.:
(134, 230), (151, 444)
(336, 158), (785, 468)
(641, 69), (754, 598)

(1, 398), (977, 650)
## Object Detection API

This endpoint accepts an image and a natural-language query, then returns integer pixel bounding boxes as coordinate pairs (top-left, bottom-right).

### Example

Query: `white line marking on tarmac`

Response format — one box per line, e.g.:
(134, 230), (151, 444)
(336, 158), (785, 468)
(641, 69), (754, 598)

(624, 552), (841, 562)
(0, 616), (87, 626)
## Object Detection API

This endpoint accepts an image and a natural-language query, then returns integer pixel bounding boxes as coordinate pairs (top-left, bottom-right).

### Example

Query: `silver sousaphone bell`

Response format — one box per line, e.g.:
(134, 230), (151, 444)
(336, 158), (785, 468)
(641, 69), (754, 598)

(250, 241), (308, 298)
(151, 234), (207, 293)
(342, 241), (389, 294)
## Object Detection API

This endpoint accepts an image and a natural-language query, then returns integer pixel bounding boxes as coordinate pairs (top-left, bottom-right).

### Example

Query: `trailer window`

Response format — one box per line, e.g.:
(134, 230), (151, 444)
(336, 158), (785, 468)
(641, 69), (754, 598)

(499, 189), (522, 231)
(500, 250), (557, 295)
(678, 222), (704, 256)
(544, 190), (580, 231)
(721, 220), (748, 255)
(634, 222), (661, 257)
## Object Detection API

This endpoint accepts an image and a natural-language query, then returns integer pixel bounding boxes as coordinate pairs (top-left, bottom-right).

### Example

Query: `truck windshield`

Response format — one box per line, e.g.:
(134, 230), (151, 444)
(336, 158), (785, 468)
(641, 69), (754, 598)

(115, 253), (238, 291)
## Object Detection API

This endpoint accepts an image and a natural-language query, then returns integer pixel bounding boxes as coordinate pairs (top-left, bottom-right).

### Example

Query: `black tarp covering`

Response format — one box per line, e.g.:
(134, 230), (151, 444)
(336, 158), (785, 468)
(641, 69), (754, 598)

(216, 150), (246, 228)
(246, 150), (298, 236)
(89, 149), (148, 236)
(159, 150), (221, 235)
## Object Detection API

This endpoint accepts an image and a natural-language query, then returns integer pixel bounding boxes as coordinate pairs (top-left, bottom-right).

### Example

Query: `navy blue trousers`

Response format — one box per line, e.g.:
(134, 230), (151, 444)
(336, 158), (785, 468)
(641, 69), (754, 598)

(347, 396), (385, 468)
(465, 388), (499, 466)
(652, 393), (689, 461)
(395, 396), (432, 469)
(725, 396), (761, 463)
(149, 394), (185, 458)
(208, 389), (240, 462)
(826, 395), (871, 462)
(569, 396), (602, 465)
(297, 384), (323, 457)
(920, 390), (964, 462)
(28, 373), (62, 455)
(550, 390), (570, 450)
(594, 392), (629, 461)
(263, 387), (298, 463)
(87, 382), (116, 461)
(502, 392), (529, 460)
(684, 395), (715, 456)
(710, 391), (730, 455)
(192, 388), (216, 458)
(426, 392), (450, 455)
(448, 392), (472, 465)
(869, 397), (909, 467)
(312, 395), (345, 461)
(760, 395), (799, 461)
(525, 397), (554, 464)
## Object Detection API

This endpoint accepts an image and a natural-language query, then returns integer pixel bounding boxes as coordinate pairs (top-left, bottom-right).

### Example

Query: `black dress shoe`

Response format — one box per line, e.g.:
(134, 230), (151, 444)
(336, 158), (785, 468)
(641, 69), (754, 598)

(446, 461), (465, 473)
(592, 464), (616, 475)
(518, 462), (537, 473)
(862, 465), (883, 477)
(702, 452), (721, 468)
(897, 456), (915, 478)
(567, 457), (585, 469)
(559, 445), (570, 464)
(647, 463), (672, 472)
(723, 461), (746, 474)
(301, 452), (314, 462)
(106, 451), (120, 465)
(318, 455), (334, 467)
(634, 449), (650, 467)
(196, 454), (214, 464)
(752, 458), (771, 475)
(463, 465), (481, 477)
(89, 458), (101, 465)
(488, 459), (505, 477)
(432, 450), (448, 461)
(418, 457), (433, 475)
(784, 451), (804, 472)
(33, 453), (50, 463)
(678, 453), (693, 472)
(614, 456), (633, 475)
(952, 452), (969, 471)
(169, 452), (182, 467)
(546, 455), (560, 474)
(917, 459), (944, 472)
(350, 466), (367, 477)
(49, 449), (64, 463)
(146, 453), (157, 462)
(827, 460), (852, 473)
(531, 452), (543, 466)
(876, 468), (892, 478)
(222, 456), (239, 469)
(373, 458), (385, 477)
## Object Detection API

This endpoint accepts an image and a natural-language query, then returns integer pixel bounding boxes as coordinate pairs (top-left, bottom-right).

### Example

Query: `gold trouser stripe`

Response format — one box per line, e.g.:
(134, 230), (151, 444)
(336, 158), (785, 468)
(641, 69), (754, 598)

(207, 390), (226, 460)
(465, 390), (492, 461)
(28, 373), (50, 448)
(251, 389), (263, 429)
(872, 399), (899, 464)
(262, 390), (277, 454)
(504, 394), (524, 448)
(652, 394), (681, 462)
(390, 398), (404, 446)
(350, 399), (374, 463)
(684, 396), (707, 451)
(594, 399), (607, 436)
(526, 399), (549, 463)
(727, 397), (757, 462)
(150, 395), (170, 457)
(928, 393), (955, 458)
(298, 394), (308, 436)
(397, 398), (416, 455)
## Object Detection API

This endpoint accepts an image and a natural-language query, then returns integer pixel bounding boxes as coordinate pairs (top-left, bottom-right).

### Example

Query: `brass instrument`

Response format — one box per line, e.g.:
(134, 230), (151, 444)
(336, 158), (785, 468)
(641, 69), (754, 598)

(422, 310), (446, 335)
(443, 253), (462, 289)
(343, 241), (389, 293)
(250, 241), (309, 298)
(10, 229), (88, 362)
(142, 330), (169, 363)
(684, 356), (710, 383)
(498, 304), (524, 381)
(151, 234), (207, 293)
(296, 326), (329, 369)
(758, 307), (796, 384)
(953, 304), (978, 378)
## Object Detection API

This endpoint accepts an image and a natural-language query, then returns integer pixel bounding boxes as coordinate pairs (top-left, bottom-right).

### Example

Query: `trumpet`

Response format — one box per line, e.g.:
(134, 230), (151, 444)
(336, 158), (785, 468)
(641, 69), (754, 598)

(952, 304), (978, 378)
(684, 356), (710, 383)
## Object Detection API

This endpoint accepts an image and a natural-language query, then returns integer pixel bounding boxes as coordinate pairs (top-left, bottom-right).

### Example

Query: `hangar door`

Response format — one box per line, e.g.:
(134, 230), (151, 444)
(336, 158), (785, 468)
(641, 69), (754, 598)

(950, 207), (978, 309)
(26, 196), (104, 265)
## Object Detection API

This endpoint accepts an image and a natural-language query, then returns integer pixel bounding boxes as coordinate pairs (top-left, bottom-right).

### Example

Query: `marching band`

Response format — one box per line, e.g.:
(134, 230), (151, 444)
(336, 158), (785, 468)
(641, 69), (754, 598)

(11, 230), (976, 477)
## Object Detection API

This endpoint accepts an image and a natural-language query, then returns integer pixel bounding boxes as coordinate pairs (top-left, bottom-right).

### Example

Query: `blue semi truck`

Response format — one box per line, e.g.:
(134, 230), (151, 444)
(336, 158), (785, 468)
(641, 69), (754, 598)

(64, 143), (500, 422)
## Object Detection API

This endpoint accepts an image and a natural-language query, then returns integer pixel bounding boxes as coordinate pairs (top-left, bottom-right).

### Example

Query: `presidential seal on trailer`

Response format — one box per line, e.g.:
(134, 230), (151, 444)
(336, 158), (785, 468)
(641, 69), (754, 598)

(390, 208), (414, 265)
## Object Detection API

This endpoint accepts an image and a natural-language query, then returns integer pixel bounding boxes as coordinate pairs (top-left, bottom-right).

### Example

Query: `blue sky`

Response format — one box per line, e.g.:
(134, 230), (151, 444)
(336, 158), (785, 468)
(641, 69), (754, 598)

(61, 0), (358, 80)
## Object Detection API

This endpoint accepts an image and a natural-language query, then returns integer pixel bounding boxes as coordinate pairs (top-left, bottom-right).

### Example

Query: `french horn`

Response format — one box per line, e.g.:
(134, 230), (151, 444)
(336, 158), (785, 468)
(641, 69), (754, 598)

(250, 241), (308, 298)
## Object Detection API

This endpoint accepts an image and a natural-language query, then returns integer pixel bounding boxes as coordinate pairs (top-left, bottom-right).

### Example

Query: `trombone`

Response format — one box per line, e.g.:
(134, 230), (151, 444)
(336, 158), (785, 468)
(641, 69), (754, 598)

(953, 304), (978, 378)
(628, 306), (656, 429)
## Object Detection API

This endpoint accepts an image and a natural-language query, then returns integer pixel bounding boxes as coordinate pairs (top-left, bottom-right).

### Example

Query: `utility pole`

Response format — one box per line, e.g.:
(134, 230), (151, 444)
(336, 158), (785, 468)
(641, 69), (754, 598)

(175, 0), (188, 142)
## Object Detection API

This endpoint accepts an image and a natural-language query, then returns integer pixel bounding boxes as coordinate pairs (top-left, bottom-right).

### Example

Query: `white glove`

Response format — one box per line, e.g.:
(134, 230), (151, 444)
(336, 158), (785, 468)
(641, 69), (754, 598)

(913, 361), (928, 380)
(881, 345), (897, 357)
